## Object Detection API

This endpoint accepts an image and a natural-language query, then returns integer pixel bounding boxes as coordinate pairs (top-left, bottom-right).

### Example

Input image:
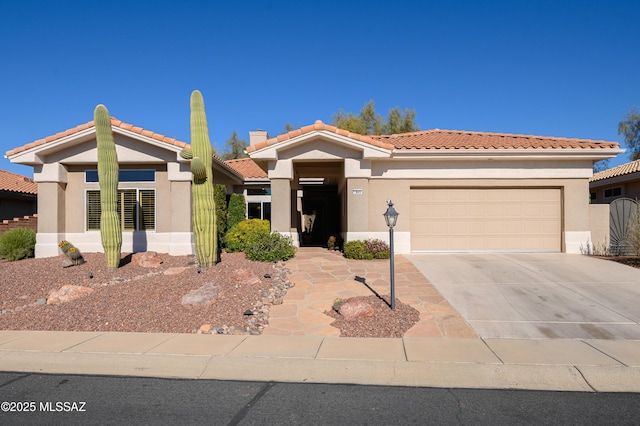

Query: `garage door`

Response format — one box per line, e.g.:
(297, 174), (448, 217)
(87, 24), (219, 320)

(410, 188), (561, 252)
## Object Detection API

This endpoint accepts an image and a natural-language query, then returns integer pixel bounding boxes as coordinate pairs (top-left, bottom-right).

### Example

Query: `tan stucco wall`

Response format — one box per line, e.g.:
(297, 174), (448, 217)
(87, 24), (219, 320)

(37, 182), (65, 233)
(589, 204), (610, 252)
(270, 179), (291, 233)
(346, 178), (369, 232)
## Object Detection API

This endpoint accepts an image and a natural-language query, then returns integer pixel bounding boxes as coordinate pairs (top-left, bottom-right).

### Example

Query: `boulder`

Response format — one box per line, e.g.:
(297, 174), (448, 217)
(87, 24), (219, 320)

(47, 285), (94, 305)
(337, 298), (376, 321)
(181, 282), (221, 306)
(230, 269), (261, 285)
(132, 251), (163, 268)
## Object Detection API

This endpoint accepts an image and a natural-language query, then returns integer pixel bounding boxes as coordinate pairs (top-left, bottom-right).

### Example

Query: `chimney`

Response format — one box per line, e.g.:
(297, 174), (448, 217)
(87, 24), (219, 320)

(249, 129), (268, 146)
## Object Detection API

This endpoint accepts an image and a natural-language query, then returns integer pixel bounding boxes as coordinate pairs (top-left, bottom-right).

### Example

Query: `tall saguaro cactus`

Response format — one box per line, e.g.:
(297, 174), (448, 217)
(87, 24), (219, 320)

(186, 90), (217, 267)
(94, 104), (122, 270)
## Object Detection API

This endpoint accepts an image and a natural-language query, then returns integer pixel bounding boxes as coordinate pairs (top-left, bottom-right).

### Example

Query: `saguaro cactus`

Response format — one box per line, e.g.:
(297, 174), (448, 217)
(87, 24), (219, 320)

(189, 90), (217, 267)
(94, 104), (122, 270)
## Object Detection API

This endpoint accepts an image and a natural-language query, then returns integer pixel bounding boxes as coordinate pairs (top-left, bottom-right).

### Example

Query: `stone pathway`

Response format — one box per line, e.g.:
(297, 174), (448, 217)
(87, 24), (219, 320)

(263, 247), (477, 338)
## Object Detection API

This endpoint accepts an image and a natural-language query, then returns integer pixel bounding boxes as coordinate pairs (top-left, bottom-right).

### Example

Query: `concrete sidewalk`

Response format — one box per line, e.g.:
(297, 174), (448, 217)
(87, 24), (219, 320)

(1, 330), (640, 392)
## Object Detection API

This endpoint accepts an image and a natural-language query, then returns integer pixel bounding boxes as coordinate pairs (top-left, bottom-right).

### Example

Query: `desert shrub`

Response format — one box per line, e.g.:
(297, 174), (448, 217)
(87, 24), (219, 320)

(344, 239), (390, 260)
(364, 238), (390, 259)
(223, 219), (270, 253)
(214, 184), (228, 238)
(0, 228), (36, 261)
(227, 193), (246, 231)
(344, 240), (372, 260)
(627, 208), (640, 256)
(245, 232), (296, 262)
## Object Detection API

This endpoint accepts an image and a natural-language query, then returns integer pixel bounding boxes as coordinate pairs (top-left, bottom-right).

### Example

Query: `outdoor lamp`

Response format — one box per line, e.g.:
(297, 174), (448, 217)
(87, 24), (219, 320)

(383, 200), (399, 228)
(383, 200), (399, 309)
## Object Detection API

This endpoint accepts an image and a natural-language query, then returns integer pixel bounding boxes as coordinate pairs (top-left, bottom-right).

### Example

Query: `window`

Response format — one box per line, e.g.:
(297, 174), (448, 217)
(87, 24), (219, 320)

(246, 186), (271, 196)
(85, 170), (155, 183)
(247, 202), (271, 221)
(604, 187), (621, 198)
(590, 192), (596, 201)
(87, 189), (155, 231)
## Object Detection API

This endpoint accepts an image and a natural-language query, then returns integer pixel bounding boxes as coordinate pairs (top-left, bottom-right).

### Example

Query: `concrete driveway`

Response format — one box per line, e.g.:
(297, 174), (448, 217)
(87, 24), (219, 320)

(405, 253), (640, 339)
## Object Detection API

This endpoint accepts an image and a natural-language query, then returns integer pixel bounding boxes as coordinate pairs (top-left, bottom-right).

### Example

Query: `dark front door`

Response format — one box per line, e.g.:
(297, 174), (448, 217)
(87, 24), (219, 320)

(300, 186), (340, 246)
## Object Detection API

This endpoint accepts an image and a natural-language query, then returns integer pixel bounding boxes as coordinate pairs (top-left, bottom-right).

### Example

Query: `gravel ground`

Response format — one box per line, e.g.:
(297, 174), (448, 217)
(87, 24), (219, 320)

(0, 251), (420, 337)
(1, 252), (276, 334)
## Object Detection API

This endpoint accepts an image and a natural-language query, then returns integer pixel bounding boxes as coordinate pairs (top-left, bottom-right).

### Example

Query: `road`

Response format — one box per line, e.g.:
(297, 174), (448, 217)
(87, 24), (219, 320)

(1, 372), (639, 425)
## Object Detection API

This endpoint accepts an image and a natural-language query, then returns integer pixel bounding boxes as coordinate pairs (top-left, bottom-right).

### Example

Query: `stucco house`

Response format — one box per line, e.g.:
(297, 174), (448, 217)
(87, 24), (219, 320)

(0, 169), (37, 222)
(6, 117), (621, 258)
(589, 159), (640, 204)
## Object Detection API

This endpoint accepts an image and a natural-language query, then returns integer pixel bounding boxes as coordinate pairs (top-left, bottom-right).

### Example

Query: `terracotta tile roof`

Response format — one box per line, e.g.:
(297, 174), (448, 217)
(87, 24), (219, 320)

(225, 158), (267, 178)
(590, 159), (640, 182)
(369, 129), (620, 150)
(5, 117), (189, 157)
(0, 170), (37, 194)
(245, 120), (395, 153)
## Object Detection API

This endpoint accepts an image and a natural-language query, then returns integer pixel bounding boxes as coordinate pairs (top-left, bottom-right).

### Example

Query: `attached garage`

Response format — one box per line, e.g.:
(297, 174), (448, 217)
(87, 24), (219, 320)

(410, 188), (562, 252)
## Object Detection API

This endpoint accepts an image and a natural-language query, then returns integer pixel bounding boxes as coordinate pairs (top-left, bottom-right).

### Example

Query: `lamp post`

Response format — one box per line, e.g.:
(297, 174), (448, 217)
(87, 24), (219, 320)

(383, 200), (399, 310)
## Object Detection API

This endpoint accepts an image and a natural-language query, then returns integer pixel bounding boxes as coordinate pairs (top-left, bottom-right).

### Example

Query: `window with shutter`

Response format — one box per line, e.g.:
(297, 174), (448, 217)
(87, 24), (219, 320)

(86, 189), (155, 231)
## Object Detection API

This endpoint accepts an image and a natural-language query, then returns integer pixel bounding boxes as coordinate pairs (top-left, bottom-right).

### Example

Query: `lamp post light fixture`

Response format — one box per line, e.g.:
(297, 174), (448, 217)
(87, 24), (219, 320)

(383, 200), (399, 310)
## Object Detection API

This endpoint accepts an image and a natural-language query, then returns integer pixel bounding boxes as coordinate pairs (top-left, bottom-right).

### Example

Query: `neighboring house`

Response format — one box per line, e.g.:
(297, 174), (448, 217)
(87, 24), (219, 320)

(589, 159), (640, 203)
(247, 121), (620, 254)
(6, 117), (621, 258)
(0, 169), (37, 221)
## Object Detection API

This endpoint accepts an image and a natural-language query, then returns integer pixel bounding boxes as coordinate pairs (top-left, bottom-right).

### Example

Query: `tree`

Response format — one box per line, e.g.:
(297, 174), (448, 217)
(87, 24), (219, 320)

(222, 131), (248, 160)
(619, 107), (640, 161)
(593, 159), (610, 173)
(331, 100), (419, 135)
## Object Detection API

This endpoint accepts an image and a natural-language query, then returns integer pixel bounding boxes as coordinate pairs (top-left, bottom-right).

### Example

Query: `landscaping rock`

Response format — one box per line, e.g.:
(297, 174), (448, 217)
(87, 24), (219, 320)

(337, 297), (376, 321)
(47, 285), (94, 305)
(163, 267), (186, 276)
(181, 282), (221, 306)
(132, 251), (163, 268)
(230, 268), (261, 285)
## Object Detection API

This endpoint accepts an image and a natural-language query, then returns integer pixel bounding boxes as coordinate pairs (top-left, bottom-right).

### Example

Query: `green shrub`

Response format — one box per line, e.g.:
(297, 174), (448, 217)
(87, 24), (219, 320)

(227, 193), (246, 231)
(214, 184), (228, 238)
(223, 219), (270, 253)
(245, 232), (296, 262)
(0, 228), (36, 261)
(343, 240), (372, 260)
(343, 239), (390, 260)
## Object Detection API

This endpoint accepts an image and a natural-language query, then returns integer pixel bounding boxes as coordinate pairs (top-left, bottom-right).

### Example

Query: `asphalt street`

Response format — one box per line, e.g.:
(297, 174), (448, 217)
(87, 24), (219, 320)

(1, 372), (640, 425)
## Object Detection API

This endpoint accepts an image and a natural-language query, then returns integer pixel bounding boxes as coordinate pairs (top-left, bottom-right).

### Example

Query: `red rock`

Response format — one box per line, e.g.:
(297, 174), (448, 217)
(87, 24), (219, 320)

(132, 251), (163, 268)
(337, 298), (376, 321)
(198, 324), (212, 334)
(181, 283), (220, 306)
(163, 267), (186, 275)
(230, 268), (261, 285)
(47, 285), (94, 305)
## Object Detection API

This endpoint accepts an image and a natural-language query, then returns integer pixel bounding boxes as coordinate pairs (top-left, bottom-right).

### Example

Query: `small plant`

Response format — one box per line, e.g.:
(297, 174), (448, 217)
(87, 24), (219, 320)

(244, 232), (296, 262)
(332, 297), (343, 311)
(223, 219), (271, 253)
(343, 239), (390, 260)
(0, 228), (36, 261)
(327, 235), (336, 250)
(627, 208), (640, 256)
(59, 240), (85, 265)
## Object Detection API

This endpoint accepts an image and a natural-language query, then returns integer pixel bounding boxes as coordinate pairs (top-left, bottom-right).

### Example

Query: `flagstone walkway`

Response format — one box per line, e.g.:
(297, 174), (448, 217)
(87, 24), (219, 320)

(263, 247), (477, 338)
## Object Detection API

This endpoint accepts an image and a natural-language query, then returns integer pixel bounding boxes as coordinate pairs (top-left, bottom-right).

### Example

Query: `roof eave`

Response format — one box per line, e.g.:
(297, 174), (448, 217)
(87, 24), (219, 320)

(390, 147), (624, 161)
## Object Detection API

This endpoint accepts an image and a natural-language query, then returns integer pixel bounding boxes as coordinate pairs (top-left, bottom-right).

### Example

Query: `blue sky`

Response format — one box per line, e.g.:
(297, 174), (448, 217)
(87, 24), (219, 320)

(2, 0), (639, 177)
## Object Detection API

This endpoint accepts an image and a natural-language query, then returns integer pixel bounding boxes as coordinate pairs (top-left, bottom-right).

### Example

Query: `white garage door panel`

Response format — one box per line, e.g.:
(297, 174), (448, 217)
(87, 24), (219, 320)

(411, 188), (561, 252)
